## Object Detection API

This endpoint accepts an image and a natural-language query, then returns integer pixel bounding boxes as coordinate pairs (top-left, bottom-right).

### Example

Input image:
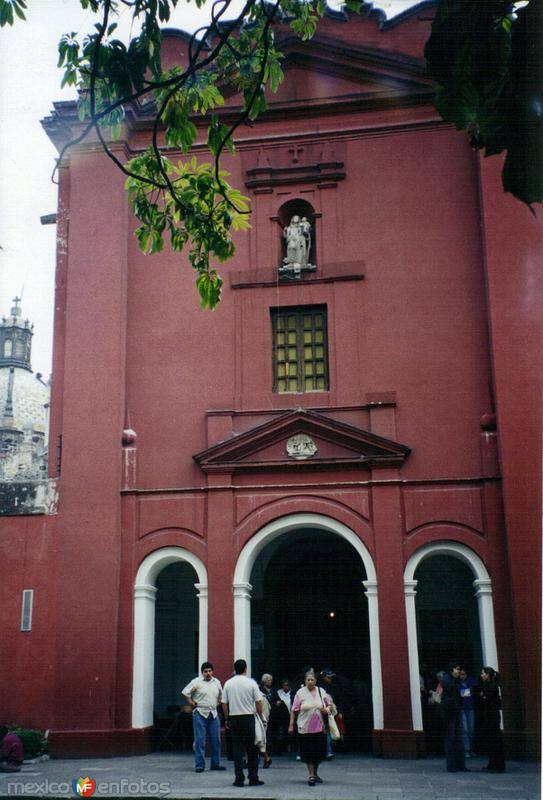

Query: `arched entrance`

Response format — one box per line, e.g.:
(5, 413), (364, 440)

(132, 546), (208, 729)
(233, 513), (383, 731)
(404, 541), (498, 733)
(250, 528), (373, 749)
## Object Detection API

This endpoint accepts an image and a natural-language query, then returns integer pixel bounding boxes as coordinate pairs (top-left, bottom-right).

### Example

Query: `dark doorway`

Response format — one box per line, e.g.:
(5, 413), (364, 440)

(415, 555), (482, 677)
(250, 528), (372, 749)
(153, 561), (199, 751)
(415, 554), (482, 754)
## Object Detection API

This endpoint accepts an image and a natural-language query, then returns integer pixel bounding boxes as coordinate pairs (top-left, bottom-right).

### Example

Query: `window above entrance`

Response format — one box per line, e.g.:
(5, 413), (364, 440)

(272, 306), (328, 393)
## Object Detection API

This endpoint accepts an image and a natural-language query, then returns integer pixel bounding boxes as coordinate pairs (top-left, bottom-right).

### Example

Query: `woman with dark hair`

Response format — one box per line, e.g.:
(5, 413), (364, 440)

(478, 667), (506, 773)
(288, 670), (335, 786)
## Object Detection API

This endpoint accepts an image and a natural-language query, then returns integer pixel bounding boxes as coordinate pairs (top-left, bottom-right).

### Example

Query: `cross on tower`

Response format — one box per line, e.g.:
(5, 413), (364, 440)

(11, 296), (21, 317)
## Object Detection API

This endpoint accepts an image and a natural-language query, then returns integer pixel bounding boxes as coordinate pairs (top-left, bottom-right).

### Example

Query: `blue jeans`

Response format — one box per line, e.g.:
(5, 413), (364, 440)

(193, 711), (221, 770)
(461, 709), (475, 755)
(444, 711), (465, 771)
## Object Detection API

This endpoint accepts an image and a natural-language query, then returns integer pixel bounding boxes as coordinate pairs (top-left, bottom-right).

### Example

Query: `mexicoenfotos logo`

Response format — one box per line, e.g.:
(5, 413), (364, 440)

(7, 776), (171, 796)
(72, 776), (96, 797)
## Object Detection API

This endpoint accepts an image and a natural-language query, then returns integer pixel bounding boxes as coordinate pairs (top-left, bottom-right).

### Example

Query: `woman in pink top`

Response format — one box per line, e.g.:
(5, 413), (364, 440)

(288, 670), (335, 786)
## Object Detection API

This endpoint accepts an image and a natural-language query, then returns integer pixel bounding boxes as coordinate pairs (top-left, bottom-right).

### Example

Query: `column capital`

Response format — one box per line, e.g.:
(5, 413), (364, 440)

(195, 583), (209, 599)
(362, 580), (378, 597)
(134, 583), (157, 602)
(233, 582), (253, 600)
(404, 579), (418, 597)
(473, 579), (493, 597)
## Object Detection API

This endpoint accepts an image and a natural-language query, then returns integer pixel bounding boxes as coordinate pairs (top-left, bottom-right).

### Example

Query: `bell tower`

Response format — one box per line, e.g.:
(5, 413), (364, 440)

(0, 297), (33, 371)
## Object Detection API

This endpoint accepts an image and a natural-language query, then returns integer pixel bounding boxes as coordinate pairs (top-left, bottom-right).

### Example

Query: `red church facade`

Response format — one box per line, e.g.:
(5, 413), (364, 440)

(1, 3), (541, 760)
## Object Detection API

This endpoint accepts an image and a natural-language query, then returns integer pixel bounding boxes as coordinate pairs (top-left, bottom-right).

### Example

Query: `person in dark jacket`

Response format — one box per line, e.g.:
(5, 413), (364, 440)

(440, 663), (468, 773)
(477, 667), (506, 772)
(276, 679), (295, 753)
(0, 727), (23, 772)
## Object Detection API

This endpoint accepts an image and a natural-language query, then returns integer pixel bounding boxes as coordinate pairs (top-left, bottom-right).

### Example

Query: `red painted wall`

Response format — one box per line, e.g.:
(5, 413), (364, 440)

(0, 515), (57, 728)
(478, 153), (543, 756)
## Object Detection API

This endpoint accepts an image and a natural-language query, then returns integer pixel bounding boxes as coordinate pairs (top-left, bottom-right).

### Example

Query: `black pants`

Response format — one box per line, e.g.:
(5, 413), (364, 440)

(444, 711), (465, 771)
(229, 715), (259, 783)
(481, 711), (505, 770)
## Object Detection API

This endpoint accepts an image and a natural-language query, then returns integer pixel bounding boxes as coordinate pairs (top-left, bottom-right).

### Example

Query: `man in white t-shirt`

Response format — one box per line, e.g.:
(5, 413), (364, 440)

(182, 662), (225, 773)
(222, 659), (265, 787)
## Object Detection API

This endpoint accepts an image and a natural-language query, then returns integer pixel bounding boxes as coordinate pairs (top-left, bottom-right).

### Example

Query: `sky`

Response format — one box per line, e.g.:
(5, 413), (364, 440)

(0, 0), (418, 377)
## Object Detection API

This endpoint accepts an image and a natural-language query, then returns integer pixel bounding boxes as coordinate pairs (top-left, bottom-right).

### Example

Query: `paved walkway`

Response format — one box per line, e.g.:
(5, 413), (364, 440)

(1, 752), (539, 799)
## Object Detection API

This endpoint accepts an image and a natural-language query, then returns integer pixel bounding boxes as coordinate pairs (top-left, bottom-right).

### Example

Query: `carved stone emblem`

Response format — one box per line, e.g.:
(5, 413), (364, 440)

(286, 434), (318, 460)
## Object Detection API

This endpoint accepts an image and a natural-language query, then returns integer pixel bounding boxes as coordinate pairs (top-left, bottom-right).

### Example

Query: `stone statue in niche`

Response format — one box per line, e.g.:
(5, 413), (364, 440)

(279, 215), (316, 278)
(284, 215), (309, 267)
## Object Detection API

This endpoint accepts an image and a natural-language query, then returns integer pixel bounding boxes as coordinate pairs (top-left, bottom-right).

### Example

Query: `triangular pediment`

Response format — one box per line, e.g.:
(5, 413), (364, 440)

(273, 37), (431, 103)
(194, 409), (410, 473)
(218, 32), (433, 112)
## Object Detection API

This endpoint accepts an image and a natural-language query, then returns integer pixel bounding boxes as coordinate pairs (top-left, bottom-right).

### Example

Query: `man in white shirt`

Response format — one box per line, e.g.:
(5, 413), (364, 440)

(222, 659), (265, 787)
(182, 662), (226, 773)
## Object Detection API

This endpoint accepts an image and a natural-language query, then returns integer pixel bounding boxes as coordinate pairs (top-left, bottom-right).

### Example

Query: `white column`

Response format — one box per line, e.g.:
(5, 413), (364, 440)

(233, 582), (253, 673)
(473, 579), (499, 670)
(363, 580), (384, 730)
(132, 583), (157, 728)
(404, 579), (423, 730)
(195, 583), (208, 669)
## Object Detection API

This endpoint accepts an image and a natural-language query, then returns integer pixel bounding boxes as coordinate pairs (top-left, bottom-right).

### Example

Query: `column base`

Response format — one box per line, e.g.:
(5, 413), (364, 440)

(372, 729), (426, 758)
(48, 727), (154, 758)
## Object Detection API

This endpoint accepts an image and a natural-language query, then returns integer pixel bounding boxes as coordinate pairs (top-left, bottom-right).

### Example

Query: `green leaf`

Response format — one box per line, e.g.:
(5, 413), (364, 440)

(135, 226), (151, 253)
(344, 0), (361, 11)
(207, 117), (235, 157)
(0, 0), (15, 26)
(13, 0), (26, 20)
(196, 270), (223, 310)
